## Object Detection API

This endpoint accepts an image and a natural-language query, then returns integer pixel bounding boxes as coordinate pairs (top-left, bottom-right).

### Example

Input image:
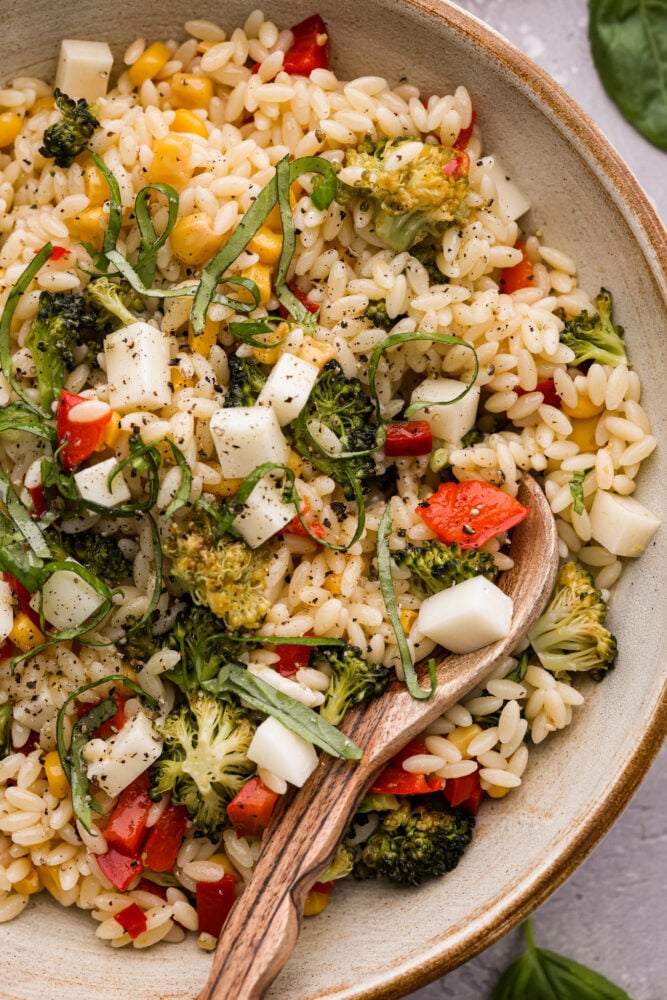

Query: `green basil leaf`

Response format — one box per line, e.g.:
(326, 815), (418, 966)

(69, 697), (118, 832)
(569, 469), (588, 515)
(589, 0), (667, 151)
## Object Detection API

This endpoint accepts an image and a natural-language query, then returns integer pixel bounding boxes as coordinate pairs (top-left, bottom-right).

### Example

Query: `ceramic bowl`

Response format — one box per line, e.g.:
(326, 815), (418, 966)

(1, 1), (665, 998)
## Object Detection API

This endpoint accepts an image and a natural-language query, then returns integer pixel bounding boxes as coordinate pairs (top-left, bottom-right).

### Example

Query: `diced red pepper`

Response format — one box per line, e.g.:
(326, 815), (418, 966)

(3, 573), (41, 628)
(27, 483), (47, 517)
(272, 641), (313, 677)
(135, 877), (168, 900)
(226, 776), (281, 838)
(56, 389), (113, 471)
(456, 110), (477, 149)
(95, 695), (126, 738)
(443, 768), (481, 809)
(113, 901), (148, 940)
(443, 149), (470, 179)
(416, 479), (530, 550)
(499, 241), (535, 294)
(311, 880), (335, 893)
(384, 421), (433, 457)
(516, 378), (561, 409)
(104, 771), (153, 855)
(282, 15), (329, 75)
(283, 514), (325, 540)
(142, 803), (189, 873)
(15, 729), (41, 755)
(278, 282), (320, 318)
(459, 783), (484, 816)
(96, 846), (144, 892)
(196, 874), (237, 938)
(370, 741), (445, 795)
(33, 245), (70, 261)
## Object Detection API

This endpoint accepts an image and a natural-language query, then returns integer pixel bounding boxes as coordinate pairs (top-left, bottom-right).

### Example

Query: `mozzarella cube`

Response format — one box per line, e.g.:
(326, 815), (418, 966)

(0, 580), (14, 643)
(416, 575), (514, 654)
(104, 322), (172, 413)
(478, 155), (531, 222)
(232, 472), (295, 548)
(589, 491), (661, 557)
(74, 457), (131, 508)
(55, 40), (113, 103)
(85, 711), (163, 798)
(248, 716), (318, 788)
(410, 378), (480, 442)
(39, 565), (106, 630)
(257, 352), (320, 425)
(209, 406), (290, 479)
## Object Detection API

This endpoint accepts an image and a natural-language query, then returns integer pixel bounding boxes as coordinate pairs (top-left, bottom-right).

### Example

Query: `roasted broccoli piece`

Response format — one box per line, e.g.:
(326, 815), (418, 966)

(292, 359), (380, 499)
(164, 602), (250, 695)
(350, 798), (475, 886)
(312, 644), (391, 727)
(45, 527), (132, 586)
(151, 691), (256, 837)
(337, 135), (469, 252)
(527, 560), (618, 679)
(319, 841), (356, 883)
(163, 505), (275, 630)
(393, 539), (498, 600)
(38, 89), (100, 167)
(224, 352), (267, 408)
(0, 703), (12, 759)
(25, 291), (100, 408)
(84, 276), (145, 331)
(560, 288), (627, 368)
(364, 299), (406, 331)
(120, 615), (163, 669)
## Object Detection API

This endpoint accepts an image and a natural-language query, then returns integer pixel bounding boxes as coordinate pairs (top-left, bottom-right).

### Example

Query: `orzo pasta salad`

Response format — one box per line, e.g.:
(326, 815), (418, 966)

(0, 10), (660, 950)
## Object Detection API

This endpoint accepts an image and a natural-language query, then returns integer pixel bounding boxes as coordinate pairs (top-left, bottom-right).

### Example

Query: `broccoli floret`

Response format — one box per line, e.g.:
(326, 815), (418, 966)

(25, 291), (100, 408)
(224, 352), (267, 408)
(120, 616), (163, 669)
(38, 89), (100, 167)
(319, 842), (356, 883)
(364, 299), (406, 331)
(338, 135), (469, 253)
(84, 276), (145, 331)
(292, 359), (380, 499)
(350, 798), (474, 886)
(560, 288), (627, 368)
(163, 505), (275, 630)
(312, 644), (391, 727)
(46, 528), (132, 585)
(164, 602), (250, 694)
(527, 560), (618, 679)
(393, 539), (498, 600)
(151, 691), (256, 837)
(0, 703), (12, 759)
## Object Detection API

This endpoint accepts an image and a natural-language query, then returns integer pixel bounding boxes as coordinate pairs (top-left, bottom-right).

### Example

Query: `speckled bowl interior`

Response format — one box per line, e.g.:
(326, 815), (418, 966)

(1, 1), (665, 998)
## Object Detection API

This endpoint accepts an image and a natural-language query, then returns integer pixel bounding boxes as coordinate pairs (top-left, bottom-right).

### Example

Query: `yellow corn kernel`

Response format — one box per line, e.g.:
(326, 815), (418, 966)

(561, 395), (605, 420)
(486, 783), (511, 799)
(169, 72), (214, 110)
(446, 724), (483, 760)
(170, 366), (196, 394)
(30, 96), (55, 115)
(83, 160), (110, 206)
(170, 211), (225, 266)
(9, 613), (45, 654)
(0, 111), (23, 148)
(149, 134), (194, 188)
(286, 449), (304, 478)
(323, 572), (343, 595)
(298, 336), (336, 370)
(171, 108), (209, 138)
(303, 889), (330, 917)
(188, 313), (220, 355)
(205, 853), (239, 877)
(399, 609), (418, 634)
(67, 206), (107, 249)
(265, 188), (297, 231)
(14, 867), (41, 895)
(44, 750), (70, 799)
(128, 42), (171, 88)
(568, 415), (600, 453)
(240, 262), (274, 311)
(203, 473), (245, 498)
(97, 411), (122, 450)
(246, 226), (283, 265)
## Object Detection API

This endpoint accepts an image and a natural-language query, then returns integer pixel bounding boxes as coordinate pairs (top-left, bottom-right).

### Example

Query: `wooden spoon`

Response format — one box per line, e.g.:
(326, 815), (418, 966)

(200, 474), (559, 1000)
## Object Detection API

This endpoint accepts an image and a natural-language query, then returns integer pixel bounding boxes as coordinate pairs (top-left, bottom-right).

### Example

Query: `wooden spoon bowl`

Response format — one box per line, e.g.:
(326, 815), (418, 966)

(200, 473), (559, 1000)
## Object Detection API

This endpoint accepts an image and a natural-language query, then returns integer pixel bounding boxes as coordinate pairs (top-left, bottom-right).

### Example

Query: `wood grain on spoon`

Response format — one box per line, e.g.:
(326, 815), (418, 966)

(200, 474), (559, 1000)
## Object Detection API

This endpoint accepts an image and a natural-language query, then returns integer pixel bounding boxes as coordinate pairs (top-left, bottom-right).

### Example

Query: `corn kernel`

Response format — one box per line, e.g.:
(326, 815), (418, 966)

(240, 262), (274, 311)
(170, 212), (225, 266)
(298, 337), (337, 370)
(128, 42), (171, 88)
(486, 784), (511, 799)
(568, 415), (600, 452)
(169, 72), (214, 110)
(561, 395), (605, 419)
(246, 226), (283, 265)
(446, 724), (483, 760)
(265, 188), (297, 231)
(286, 449), (304, 478)
(97, 411), (122, 450)
(202, 473), (244, 498)
(0, 111), (23, 148)
(323, 572), (343, 595)
(9, 612), (45, 654)
(205, 853), (239, 877)
(170, 367), (196, 394)
(303, 889), (330, 917)
(399, 609), (418, 634)
(14, 868), (41, 895)
(44, 750), (70, 799)
(188, 312), (220, 355)
(67, 206), (107, 249)
(149, 134), (194, 188)
(170, 108), (208, 138)
(83, 160), (110, 205)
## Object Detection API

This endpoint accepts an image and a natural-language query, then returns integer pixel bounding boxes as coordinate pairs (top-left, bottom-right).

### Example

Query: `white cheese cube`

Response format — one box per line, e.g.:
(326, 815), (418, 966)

(589, 491), (661, 557)
(104, 322), (172, 413)
(55, 40), (113, 103)
(85, 711), (163, 798)
(209, 406), (290, 479)
(232, 472), (295, 548)
(74, 457), (131, 508)
(39, 564), (106, 630)
(410, 378), (480, 442)
(416, 575), (514, 654)
(0, 580), (14, 643)
(257, 353), (319, 425)
(478, 155), (531, 222)
(248, 716), (318, 788)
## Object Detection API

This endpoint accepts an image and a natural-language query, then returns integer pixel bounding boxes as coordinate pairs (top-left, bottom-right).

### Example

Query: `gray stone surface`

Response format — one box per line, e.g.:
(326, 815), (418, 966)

(406, 2), (667, 997)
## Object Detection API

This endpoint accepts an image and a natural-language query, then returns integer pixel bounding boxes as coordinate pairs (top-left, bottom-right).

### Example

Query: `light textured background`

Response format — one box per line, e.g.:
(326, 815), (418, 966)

(407, 1), (667, 998)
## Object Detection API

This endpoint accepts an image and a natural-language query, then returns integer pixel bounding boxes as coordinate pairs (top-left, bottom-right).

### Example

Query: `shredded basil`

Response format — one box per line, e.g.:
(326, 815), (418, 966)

(569, 469), (588, 515)
(0, 401), (55, 441)
(228, 317), (290, 349)
(134, 182), (180, 287)
(86, 152), (123, 269)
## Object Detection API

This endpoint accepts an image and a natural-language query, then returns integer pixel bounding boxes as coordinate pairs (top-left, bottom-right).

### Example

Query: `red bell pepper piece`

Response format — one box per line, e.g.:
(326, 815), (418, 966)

(96, 846), (144, 891)
(56, 389), (113, 471)
(196, 874), (237, 938)
(272, 641), (313, 677)
(455, 110), (477, 149)
(311, 880), (335, 893)
(499, 241), (535, 294)
(104, 771), (153, 855)
(33, 245), (71, 262)
(142, 803), (189, 873)
(283, 514), (325, 540)
(516, 378), (561, 409)
(282, 15), (329, 76)
(443, 768), (481, 809)
(226, 776), (281, 838)
(278, 282), (320, 319)
(416, 479), (530, 550)
(384, 421), (433, 457)
(135, 877), (168, 900)
(370, 741), (445, 795)
(113, 901), (148, 940)
(27, 483), (47, 516)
